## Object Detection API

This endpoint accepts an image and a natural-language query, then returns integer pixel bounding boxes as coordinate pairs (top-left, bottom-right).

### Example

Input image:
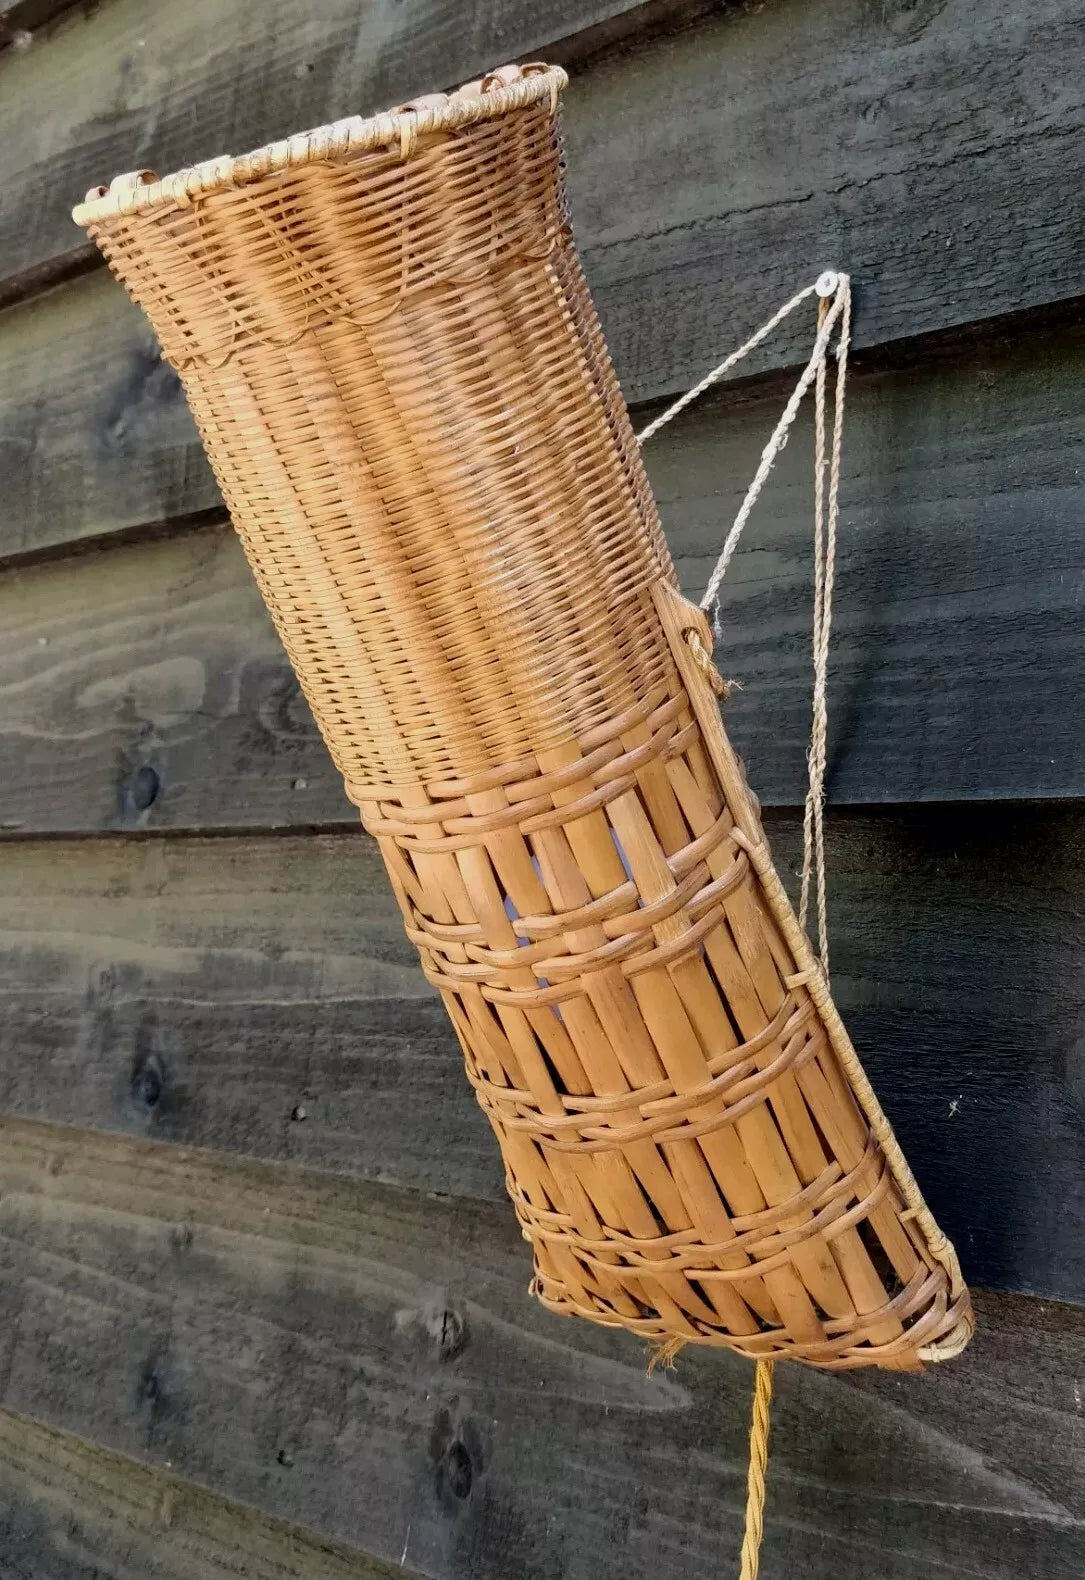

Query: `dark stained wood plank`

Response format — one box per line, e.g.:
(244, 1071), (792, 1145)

(0, 803), (1083, 1303)
(1, 318), (1082, 812)
(0, 272), (221, 559)
(571, 0), (1085, 402)
(664, 322), (1085, 805)
(2, 0), (1083, 379)
(0, 1116), (1082, 1580)
(0, 0), (691, 303)
(0, 1409), (407, 1580)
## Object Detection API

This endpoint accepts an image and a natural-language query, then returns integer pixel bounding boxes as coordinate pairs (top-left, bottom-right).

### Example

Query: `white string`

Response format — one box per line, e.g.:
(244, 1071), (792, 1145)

(803, 304), (829, 955)
(635, 280), (823, 447)
(638, 271), (852, 973)
(799, 284), (851, 971)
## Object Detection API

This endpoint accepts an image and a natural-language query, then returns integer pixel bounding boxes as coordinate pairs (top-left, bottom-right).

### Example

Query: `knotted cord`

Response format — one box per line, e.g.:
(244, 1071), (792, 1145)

(638, 271), (852, 1579)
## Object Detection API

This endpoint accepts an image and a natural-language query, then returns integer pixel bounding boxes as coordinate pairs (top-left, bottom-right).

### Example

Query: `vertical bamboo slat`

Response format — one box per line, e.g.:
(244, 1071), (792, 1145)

(74, 63), (972, 1369)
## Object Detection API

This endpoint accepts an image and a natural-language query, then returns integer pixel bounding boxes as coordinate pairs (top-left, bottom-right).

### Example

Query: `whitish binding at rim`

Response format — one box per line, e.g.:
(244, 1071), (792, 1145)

(72, 62), (568, 228)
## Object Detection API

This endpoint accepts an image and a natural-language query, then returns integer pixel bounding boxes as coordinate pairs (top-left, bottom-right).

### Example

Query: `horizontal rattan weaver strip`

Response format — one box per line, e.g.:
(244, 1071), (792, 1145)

(473, 729), (704, 834)
(73, 65), (569, 225)
(690, 1172), (894, 1280)
(543, 1260), (941, 1347)
(534, 1267), (942, 1346)
(346, 683), (678, 804)
(373, 726), (705, 832)
(405, 865), (707, 967)
(514, 1136), (879, 1244)
(522, 1160), (893, 1282)
(468, 1009), (823, 1148)
(475, 996), (809, 1125)
(425, 880), (767, 1006)
(525, 805), (737, 926)
(411, 851), (751, 975)
(478, 1029), (823, 1150)
(375, 796), (735, 922)
(513, 1139), (881, 1266)
(555, 1266), (947, 1347)
(366, 693), (690, 825)
(550, 851), (740, 945)
(484, 860), (746, 964)
(408, 878), (641, 944)
(366, 722), (703, 848)
(536, 1268), (962, 1368)
(367, 794), (555, 844)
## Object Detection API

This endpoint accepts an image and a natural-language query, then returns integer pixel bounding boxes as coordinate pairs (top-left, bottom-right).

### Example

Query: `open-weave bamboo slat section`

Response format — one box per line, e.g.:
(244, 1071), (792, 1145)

(75, 63), (972, 1370)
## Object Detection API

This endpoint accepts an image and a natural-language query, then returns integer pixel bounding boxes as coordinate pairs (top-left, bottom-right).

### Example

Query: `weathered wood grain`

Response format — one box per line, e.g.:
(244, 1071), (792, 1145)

(0, 830), (502, 1200)
(0, 803), (1083, 1302)
(0, 272), (220, 558)
(0, 1410), (407, 1580)
(665, 324), (1085, 805)
(571, 0), (1085, 400)
(0, 0), (690, 303)
(2, 0), (1083, 379)
(0, 1115), (1081, 1580)
(0, 523), (350, 834)
(1, 317), (1082, 813)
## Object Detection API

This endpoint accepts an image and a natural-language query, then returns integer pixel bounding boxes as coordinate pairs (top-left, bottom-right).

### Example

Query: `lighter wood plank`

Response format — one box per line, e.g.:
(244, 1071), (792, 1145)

(0, 522), (346, 832)
(0, 1116), (1081, 1580)
(0, 829), (499, 1198)
(0, 1408), (408, 1579)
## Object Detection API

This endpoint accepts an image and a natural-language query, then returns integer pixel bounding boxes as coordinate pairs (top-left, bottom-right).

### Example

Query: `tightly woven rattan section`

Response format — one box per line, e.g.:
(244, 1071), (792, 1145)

(79, 63), (671, 790)
(76, 62), (971, 1369)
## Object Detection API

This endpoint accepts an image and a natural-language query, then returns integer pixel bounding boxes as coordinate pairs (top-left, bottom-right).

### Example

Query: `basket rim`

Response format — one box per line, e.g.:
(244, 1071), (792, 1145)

(72, 61), (567, 229)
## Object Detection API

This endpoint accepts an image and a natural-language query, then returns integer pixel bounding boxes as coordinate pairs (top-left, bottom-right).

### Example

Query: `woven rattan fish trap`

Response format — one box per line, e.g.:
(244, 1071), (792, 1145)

(75, 63), (971, 1374)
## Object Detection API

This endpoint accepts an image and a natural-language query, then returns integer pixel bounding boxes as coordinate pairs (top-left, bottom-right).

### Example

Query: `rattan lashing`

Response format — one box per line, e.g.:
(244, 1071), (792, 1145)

(76, 62), (972, 1370)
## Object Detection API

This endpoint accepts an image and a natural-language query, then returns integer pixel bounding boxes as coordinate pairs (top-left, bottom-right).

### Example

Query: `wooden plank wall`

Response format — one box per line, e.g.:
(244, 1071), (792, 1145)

(0, 1), (1082, 1576)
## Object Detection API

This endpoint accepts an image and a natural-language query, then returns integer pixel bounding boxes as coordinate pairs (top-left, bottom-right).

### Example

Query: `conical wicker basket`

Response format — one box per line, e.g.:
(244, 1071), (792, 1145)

(75, 62), (971, 1370)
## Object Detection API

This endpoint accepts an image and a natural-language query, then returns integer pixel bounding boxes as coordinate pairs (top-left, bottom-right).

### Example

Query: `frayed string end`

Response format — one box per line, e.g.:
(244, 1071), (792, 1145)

(646, 1333), (687, 1376)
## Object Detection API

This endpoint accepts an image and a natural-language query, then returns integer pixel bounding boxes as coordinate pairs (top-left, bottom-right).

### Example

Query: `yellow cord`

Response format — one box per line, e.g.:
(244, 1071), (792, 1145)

(738, 1360), (775, 1579)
